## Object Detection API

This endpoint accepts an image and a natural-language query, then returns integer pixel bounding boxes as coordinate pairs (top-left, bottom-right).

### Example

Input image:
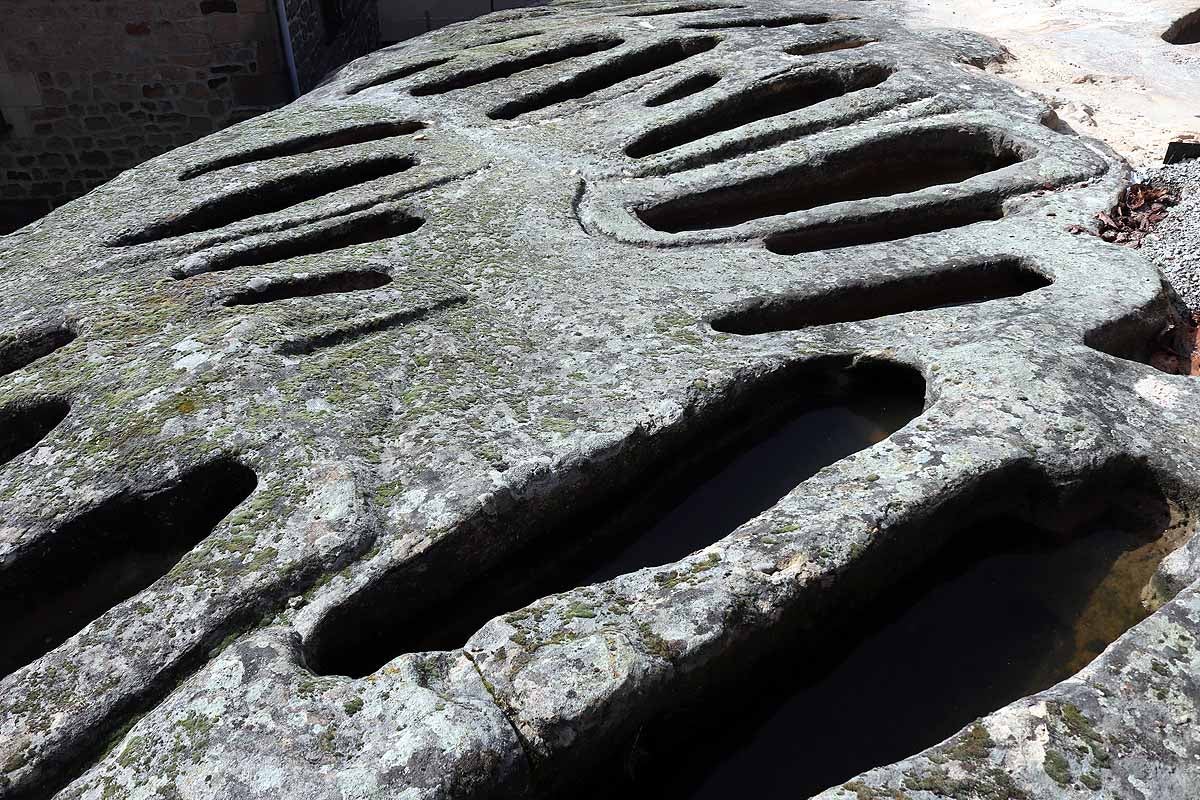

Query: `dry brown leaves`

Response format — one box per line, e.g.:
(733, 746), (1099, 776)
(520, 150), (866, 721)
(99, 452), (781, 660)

(1150, 319), (1200, 376)
(1067, 183), (1178, 247)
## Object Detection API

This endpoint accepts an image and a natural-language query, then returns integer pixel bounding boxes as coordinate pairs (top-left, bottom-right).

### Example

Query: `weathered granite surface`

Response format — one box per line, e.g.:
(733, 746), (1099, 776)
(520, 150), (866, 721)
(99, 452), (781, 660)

(2, 1), (1200, 798)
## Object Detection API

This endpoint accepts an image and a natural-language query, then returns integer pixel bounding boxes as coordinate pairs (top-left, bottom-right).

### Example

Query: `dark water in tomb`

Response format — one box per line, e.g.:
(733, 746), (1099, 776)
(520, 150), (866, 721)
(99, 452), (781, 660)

(584, 480), (1185, 800)
(306, 361), (926, 676)
(401, 389), (921, 658)
(580, 400), (916, 586)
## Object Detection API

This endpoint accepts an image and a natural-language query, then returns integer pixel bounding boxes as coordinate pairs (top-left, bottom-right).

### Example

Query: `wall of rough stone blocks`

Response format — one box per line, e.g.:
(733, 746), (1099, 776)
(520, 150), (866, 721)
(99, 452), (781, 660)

(284, 0), (380, 92)
(0, 0), (380, 234)
(377, 0), (545, 44)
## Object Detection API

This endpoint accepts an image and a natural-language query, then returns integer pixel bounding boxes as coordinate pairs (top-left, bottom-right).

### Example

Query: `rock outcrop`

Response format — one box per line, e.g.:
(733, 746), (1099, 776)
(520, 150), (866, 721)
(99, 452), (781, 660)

(2, 1), (1199, 798)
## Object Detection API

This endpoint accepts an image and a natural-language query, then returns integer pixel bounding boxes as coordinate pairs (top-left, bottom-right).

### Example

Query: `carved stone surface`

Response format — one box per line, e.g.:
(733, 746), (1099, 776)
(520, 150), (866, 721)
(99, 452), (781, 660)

(2, 1), (1199, 798)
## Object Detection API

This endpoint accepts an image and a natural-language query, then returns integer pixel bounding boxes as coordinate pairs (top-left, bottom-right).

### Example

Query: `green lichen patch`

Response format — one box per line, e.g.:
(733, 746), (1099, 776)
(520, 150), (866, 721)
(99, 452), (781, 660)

(1043, 749), (1071, 786)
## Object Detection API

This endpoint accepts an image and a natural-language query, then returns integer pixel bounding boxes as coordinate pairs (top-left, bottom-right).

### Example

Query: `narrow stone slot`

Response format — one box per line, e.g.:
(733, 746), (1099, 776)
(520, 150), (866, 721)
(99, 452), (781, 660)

(711, 257), (1050, 334)
(0, 321), (76, 378)
(646, 71), (721, 106)
(223, 269), (391, 306)
(489, 35), (721, 120)
(179, 121), (425, 180)
(187, 210), (424, 276)
(345, 56), (454, 95)
(623, 3), (740, 16)
(0, 458), (257, 679)
(582, 461), (1190, 800)
(785, 36), (875, 56)
(637, 127), (1020, 230)
(410, 36), (623, 96)
(304, 358), (925, 677)
(275, 294), (468, 355)
(764, 200), (1006, 254)
(0, 397), (69, 467)
(684, 13), (844, 29)
(627, 64), (891, 158)
(1163, 10), (1200, 45)
(466, 30), (544, 48)
(110, 154), (416, 246)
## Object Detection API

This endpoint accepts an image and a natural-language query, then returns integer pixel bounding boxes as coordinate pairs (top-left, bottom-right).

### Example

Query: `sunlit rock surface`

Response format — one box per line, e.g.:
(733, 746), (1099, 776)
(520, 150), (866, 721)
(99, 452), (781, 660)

(2, 1), (1200, 799)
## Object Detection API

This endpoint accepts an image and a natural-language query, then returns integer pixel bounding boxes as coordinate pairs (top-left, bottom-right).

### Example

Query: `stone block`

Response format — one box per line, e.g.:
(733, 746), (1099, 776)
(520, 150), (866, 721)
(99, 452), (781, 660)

(230, 71), (290, 108)
(1, 106), (33, 137)
(0, 72), (41, 106)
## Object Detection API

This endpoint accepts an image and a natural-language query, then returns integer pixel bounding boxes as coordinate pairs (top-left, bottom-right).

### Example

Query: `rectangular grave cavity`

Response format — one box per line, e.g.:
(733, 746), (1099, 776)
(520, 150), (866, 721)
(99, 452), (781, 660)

(179, 121), (425, 180)
(0, 458), (257, 678)
(488, 35), (720, 120)
(0, 397), (69, 467)
(785, 36), (876, 56)
(577, 459), (1192, 800)
(410, 35), (623, 95)
(111, 154), (416, 246)
(626, 63), (891, 158)
(186, 209), (424, 276)
(1163, 9), (1200, 44)
(683, 13), (846, 28)
(0, 321), (76, 378)
(303, 357), (925, 677)
(711, 257), (1050, 334)
(765, 198), (1006, 254)
(646, 71), (721, 106)
(637, 126), (1022, 232)
(346, 56), (454, 95)
(223, 269), (391, 306)
(622, 3), (742, 16)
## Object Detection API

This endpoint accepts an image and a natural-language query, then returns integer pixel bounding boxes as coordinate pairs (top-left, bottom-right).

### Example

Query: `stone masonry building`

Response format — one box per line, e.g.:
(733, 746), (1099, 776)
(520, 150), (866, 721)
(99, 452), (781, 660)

(0, 0), (379, 233)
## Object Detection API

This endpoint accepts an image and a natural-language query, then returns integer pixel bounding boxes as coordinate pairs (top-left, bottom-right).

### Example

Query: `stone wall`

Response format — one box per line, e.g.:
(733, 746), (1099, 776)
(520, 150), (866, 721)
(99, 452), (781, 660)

(0, 0), (380, 234)
(284, 0), (380, 92)
(0, 0), (292, 233)
(377, 0), (545, 44)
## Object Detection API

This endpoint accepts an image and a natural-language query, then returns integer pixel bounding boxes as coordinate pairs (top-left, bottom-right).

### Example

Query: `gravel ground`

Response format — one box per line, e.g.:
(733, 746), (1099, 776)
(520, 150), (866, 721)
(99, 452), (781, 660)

(1140, 157), (1200, 320)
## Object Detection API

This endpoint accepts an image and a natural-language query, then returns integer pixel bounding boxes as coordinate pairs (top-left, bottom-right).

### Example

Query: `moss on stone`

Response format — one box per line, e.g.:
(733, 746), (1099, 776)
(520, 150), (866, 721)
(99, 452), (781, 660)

(1043, 749), (1071, 786)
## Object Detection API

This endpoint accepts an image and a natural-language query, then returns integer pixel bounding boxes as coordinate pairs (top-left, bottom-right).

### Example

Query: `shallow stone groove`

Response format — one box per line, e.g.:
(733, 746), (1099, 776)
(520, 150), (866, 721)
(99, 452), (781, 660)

(275, 294), (469, 354)
(626, 63), (892, 158)
(489, 35), (721, 120)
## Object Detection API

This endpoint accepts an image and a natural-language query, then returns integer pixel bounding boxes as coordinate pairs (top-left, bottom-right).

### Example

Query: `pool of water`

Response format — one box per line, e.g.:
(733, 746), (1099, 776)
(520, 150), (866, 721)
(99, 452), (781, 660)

(585, 483), (1183, 799)
(308, 362), (925, 676)
(582, 397), (914, 586)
